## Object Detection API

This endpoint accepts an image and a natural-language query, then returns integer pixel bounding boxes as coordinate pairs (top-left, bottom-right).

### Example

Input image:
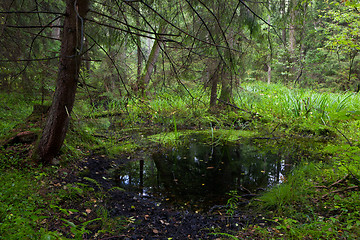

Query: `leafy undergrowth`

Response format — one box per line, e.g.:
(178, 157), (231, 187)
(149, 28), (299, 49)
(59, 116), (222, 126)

(250, 160), (360, 239)
(1, 82), (360, 238)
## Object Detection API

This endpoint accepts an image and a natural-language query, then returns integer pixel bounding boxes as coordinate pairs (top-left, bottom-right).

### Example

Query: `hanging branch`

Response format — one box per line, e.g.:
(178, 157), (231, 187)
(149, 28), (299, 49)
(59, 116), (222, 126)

(124, 1), (198, 102)
(197, 0), (236, 75)
(184, 0), (226, 65)
(85, 33), (131, 97)
(4, 24), (63, 28)
(131, 0), (241, 53)
(89, 10), (180, 37)
(0, 11), (65, 15)
(85, 18), (177, 42)
(12, 15), (63, 78)
(0, 56), (59, 62)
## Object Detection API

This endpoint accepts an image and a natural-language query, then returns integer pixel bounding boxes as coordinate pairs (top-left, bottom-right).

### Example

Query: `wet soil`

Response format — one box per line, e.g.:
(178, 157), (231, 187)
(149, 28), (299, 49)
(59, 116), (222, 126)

(57, 155), (272, 239)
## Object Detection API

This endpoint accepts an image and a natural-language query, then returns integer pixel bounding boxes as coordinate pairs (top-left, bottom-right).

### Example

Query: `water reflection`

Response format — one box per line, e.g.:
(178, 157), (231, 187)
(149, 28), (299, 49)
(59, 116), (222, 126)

(115, 139), (292, 208)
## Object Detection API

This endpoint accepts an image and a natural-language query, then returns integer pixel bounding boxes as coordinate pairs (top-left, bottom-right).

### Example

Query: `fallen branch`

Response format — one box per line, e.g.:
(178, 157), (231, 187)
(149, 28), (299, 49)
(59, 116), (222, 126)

(322, 186), (359, 199)
(251, 137), (280, 140)
(3, 131), (38, 147)
(329, 174), (349, 188)
(216, 98), (253, 114)
(85, 112), (123, 119)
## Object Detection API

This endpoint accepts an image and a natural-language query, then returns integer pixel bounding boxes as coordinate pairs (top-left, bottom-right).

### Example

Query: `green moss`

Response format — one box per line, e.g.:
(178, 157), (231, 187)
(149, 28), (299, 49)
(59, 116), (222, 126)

(148, 129), (258, 146)
(212, 129), (258, 142)
(107, 142), (140, 156)
(148, 131), (188, 145)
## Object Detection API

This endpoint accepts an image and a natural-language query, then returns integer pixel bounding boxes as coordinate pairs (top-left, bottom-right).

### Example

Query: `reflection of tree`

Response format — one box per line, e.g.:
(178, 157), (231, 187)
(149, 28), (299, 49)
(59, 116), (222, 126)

(152, 141), (288, 203)
(115, 138), (293, 206)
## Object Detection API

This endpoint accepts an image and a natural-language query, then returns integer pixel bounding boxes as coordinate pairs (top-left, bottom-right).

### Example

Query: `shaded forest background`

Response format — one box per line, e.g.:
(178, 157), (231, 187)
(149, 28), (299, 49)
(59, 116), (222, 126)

(1, 1), (360, 239)
(0, 0), (359, 162)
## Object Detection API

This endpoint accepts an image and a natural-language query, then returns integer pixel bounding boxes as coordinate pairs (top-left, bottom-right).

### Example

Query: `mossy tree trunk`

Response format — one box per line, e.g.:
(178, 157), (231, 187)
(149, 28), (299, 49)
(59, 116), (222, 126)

(35, 0), (89, 164)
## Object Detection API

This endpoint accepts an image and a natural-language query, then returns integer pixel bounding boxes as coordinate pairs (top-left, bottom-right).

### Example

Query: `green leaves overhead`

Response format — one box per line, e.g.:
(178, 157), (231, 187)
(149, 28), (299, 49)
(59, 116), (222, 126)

(320, 0), (360, 53)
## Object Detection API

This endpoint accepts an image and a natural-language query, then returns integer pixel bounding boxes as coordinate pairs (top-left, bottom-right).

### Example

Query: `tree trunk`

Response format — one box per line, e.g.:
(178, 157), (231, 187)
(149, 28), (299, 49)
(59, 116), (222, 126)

(209, 61), (220, 109)
(219, 66), (232, 104)
(138, 21), (165, 96)
(281, 0), (287, 45)
(35, 0), (89, 164)
(267, 15), (272, 84)
(267, 64), (272, 84)
(289, 0), (297, 77)
(134, 2), (143, 83)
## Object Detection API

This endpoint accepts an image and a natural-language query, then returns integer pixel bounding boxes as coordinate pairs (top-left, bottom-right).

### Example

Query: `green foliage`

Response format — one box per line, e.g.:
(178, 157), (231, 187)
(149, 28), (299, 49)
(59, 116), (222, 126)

(260, 162), (321, 211)
(0, 171), (62, 239)
(226, 190), (240, 216)
(62, 218), (101, 240)
(0, 93), (32, 138)
(236, 82), (360, 129)
(0, 146), (28, 170)
(320, 0), (360, 54)
(258, 147), (360, 239)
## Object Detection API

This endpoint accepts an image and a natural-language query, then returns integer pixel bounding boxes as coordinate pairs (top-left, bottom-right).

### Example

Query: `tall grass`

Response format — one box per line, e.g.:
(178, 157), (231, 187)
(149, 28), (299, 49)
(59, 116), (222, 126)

(234, 82), (360, 124)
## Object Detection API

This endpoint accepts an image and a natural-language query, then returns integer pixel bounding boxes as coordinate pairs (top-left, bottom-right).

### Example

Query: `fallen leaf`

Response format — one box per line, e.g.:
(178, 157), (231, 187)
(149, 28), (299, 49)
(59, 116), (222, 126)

(153, 229), (159, 234)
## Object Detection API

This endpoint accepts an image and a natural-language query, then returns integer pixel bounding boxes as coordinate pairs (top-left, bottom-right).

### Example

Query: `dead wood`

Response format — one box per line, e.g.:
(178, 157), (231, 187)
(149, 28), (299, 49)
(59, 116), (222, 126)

(3, 131), (38, 147)
(322, 186), (359, 199)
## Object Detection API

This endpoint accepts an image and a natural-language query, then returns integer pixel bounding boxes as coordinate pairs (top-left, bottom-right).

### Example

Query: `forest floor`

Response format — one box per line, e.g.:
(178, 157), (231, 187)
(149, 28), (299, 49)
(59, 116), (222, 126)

(47, 154), (277, 239)
(2, 85), (360, 239)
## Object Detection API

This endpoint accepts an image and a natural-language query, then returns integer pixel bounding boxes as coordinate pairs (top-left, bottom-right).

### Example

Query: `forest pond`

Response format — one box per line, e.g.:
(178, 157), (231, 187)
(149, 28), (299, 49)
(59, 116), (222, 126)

(114, 135), (293, 210)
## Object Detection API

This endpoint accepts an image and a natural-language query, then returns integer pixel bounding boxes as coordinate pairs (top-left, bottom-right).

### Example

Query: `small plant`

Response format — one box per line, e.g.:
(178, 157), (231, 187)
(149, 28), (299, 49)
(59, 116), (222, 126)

(226, 190), (240, 216)
(62, 218), (101, 239)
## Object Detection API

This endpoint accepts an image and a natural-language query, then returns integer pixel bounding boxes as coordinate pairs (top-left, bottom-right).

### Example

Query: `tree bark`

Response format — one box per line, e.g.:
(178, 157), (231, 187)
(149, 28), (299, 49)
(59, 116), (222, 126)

(138, 21), (165, 96)
(134, 2), (143, 84)
(35, 0), (89, 164)
(289, 0), (297, 77)
(209, 61), (220, 109)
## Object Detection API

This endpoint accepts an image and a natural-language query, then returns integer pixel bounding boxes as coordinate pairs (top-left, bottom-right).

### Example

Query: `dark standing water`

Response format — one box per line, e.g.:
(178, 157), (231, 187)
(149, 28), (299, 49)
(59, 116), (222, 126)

(115, 136), (293, 210)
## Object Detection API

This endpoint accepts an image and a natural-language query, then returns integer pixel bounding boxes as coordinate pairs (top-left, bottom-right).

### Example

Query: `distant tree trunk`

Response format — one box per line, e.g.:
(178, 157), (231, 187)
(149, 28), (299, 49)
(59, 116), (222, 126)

(135, 2), (143, 84)
(35, 0), (89, 164)
(209, 61), (220, 109)
(138, 21), (165, 96)
(267, 64), (272, 84)
(289, 0), (297, 77)
(219, 67), (232, 103)
(281, 0), (287, 45)
(267, 15), (272, 84)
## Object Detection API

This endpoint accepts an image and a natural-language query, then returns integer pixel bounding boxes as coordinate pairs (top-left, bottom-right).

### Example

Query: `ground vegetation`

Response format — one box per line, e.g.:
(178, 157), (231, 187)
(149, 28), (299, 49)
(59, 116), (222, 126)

(1, 0), (360, 239)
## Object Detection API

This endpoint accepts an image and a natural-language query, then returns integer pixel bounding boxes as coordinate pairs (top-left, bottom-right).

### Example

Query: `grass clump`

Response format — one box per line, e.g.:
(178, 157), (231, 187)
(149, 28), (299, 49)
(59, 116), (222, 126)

(257, 158), (360, 239)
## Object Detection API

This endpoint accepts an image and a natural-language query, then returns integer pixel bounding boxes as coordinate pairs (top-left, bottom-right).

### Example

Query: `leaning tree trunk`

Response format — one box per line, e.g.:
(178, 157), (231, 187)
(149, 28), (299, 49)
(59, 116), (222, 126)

(137, 21), (165, 96)
(35, 0), (89, 164)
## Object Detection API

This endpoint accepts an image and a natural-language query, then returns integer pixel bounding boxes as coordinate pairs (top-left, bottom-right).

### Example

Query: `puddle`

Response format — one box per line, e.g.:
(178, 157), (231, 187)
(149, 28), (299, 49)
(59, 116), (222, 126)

(114, 135), (293, 210)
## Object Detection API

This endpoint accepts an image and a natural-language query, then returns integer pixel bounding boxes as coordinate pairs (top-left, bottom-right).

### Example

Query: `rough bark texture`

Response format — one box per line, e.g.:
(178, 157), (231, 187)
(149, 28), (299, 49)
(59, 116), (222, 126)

(36, 0), (89, 164)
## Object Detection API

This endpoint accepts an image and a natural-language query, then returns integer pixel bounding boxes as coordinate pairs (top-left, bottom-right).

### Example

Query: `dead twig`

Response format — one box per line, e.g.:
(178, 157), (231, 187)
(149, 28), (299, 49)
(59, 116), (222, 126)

(322, 186), (359, 199)
(329, 174), (349, 188)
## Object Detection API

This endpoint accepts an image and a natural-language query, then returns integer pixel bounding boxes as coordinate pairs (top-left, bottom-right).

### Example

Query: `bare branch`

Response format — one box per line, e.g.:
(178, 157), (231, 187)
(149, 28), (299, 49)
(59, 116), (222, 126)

(89, 10), (180, 37)
(0, 56), (59, 62)
(4, 25), (63, 29)
(0, 11), (65, 15)
(86, 18), (178, 42)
